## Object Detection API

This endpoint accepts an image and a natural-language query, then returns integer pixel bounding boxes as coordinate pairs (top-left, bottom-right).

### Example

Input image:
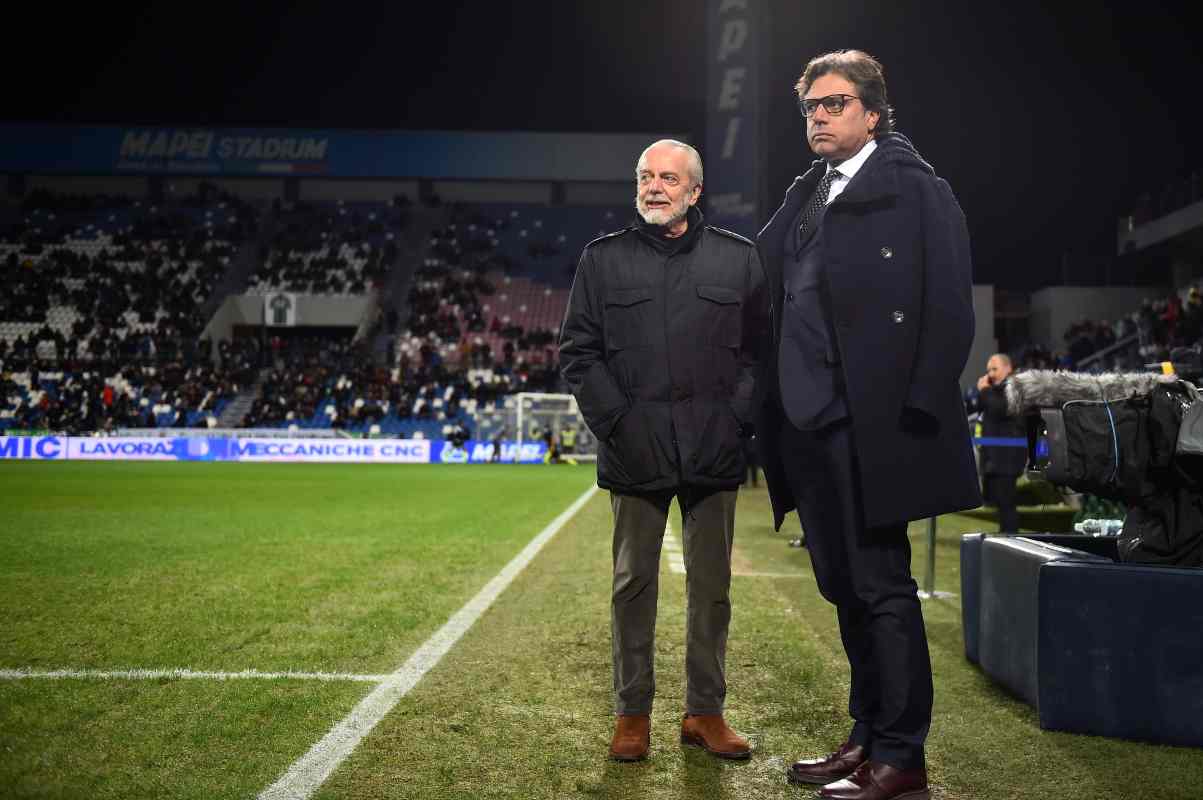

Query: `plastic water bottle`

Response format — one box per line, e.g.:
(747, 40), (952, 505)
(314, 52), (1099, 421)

(1073, 518), (1124, 536)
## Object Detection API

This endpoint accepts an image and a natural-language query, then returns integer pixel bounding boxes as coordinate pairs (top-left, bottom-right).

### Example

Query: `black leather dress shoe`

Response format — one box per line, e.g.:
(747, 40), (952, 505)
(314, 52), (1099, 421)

(817, 761), (929, 800)
(786, 741), (866, 785)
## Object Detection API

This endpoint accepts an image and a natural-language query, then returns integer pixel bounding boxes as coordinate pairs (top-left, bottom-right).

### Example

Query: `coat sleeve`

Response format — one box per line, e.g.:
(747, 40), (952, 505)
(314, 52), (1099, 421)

(558, 248), (629, 441)
(732, 245), (770, 427)
(904, 175), (975, 419)
(977, 383), (1009, 420)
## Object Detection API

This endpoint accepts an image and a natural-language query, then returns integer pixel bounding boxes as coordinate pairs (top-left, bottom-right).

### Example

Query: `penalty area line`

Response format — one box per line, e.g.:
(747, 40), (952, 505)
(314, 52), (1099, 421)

(256, 483), (600, 800)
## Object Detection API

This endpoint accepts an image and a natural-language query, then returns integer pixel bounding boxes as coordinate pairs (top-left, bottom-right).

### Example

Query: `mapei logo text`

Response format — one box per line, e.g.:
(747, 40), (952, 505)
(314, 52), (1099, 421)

(119, 129), (329, 162)
(439, 441), (547, 464)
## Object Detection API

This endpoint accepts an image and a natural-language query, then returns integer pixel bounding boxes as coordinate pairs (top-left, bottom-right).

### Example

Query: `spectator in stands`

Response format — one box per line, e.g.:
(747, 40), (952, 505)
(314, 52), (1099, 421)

(976, 354), (1026, 532)
(1178, 287), (1203, 346)
(560, 139), (767, 763)
(1163, 293), (1182, 341)
(447, 421), (469, 449)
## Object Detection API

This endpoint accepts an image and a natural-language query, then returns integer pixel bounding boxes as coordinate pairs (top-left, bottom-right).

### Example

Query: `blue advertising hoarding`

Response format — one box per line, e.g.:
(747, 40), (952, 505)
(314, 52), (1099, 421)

(0, 436), (547, 465)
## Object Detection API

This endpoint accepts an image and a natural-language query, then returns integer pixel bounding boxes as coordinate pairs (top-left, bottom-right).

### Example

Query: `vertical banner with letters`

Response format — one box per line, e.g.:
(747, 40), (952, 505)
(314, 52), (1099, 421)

(705, 0), (761, 239)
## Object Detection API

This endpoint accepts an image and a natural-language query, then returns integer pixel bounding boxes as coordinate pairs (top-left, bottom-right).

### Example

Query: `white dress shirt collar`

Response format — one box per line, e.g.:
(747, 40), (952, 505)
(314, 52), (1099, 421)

(824, 138), (878, 204)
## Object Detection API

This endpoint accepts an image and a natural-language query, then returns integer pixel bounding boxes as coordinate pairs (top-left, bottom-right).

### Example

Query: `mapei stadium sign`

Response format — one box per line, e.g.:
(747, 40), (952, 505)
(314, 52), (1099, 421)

(0, 124), (673, 180)
(119, 129), (330, 171)
(704, 0), (761, 238)
(0, 436), (546, 465)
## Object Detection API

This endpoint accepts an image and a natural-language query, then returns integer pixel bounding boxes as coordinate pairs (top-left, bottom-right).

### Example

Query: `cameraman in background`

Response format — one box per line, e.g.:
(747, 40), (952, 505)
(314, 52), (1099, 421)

(976, 354), (1026, 532)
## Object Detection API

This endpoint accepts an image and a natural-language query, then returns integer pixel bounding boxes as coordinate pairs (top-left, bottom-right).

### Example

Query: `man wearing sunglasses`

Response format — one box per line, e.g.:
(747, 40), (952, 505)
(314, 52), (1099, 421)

(755, 50), (981, 800)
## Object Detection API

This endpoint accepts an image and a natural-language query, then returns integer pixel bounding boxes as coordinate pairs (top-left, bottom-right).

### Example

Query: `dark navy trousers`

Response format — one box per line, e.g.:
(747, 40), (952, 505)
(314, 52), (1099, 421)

(778, 417), (933, 771)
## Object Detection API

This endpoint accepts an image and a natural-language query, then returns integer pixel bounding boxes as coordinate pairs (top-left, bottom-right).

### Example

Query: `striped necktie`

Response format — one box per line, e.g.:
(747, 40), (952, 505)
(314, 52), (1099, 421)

(798, 169), (841, 238)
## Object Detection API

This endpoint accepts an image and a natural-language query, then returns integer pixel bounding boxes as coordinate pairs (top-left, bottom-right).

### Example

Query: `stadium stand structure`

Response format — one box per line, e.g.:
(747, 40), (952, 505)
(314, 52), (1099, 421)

(0, 188), (258, 432)
(246, 199), (408, 296)
(18, 181), (1201, 446)
(387, 202), (627, 443)
(1, 188), (626, 445)
(987, 169), (1203, 377)
(1055, 280), (1203, 374)
(237, 201), (627, 441)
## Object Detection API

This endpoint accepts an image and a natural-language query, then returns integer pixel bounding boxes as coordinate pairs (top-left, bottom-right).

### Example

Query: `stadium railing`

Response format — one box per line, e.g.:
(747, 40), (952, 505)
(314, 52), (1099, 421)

(117, 427), (343, 439)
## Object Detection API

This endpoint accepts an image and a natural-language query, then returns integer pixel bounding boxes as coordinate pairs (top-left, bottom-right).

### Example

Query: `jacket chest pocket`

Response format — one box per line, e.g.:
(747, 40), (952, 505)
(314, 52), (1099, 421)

(696, 284), (742, 348)
(604, 287), (655, 351)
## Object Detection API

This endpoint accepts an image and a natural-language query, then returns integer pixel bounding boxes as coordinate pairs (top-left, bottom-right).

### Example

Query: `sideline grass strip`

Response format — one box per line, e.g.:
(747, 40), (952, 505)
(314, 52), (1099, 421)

(258, 485), (597, 800)
(0, 678), (368, 800)
(0, 462), (594, 674)
(316, 487), (1203, 800)
(0, 461), (596, 799)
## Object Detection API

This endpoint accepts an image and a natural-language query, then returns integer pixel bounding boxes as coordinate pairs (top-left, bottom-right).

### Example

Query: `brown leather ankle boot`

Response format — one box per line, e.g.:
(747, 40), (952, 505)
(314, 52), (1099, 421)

(609, 714), (651, 761)
(680, 713), (751, 759)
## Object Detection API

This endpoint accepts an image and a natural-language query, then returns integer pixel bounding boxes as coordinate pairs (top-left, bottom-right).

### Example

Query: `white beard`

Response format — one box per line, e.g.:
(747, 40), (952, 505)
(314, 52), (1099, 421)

(636, 196), (689, 227)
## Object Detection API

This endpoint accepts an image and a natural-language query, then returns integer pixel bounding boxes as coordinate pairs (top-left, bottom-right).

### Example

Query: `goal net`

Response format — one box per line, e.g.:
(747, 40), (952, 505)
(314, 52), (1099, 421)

(514, 392), (596, 461)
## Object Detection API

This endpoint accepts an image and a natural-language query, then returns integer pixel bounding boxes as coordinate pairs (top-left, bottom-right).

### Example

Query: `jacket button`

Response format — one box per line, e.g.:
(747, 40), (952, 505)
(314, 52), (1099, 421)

(892, 310), (905, 323)
(785, 292), (795, 303)
(880, 246), (893, 259)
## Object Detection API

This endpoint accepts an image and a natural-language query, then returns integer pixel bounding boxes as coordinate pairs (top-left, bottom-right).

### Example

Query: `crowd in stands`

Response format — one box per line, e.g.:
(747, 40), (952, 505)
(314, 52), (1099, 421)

(0, 343), (244, 434)
(240, 333), (482, 439)
(5, 187), (258, 248)
(3, 192), (628, 441)
(964, 271), (1203, 413)
(1049, 285), (1203, 372)
(243, 201), (626, 439)
(246, 199), (407, 295)
(1, 188), (258, 432)
(389, 203), (598, 428)
(2, 239), (233, 357)
(244, 335), (368, 428)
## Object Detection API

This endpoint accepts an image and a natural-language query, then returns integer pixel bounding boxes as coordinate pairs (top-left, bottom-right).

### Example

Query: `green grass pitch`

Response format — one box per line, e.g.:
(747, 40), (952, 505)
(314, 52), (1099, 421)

(1, 461), (1199, 799)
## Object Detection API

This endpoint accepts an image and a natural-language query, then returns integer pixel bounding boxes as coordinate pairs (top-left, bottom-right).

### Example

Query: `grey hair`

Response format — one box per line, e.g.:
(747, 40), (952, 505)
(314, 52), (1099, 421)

(636, 139), (704, 187)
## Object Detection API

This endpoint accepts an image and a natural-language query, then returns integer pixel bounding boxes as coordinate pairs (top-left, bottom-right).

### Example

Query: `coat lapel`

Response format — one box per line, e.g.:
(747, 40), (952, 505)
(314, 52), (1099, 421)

(758, 164), (823, 273)
(828, 143), (900, 208)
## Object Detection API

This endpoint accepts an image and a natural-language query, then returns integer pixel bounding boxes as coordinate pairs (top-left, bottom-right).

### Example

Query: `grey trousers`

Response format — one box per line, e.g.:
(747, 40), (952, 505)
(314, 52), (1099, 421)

(610, 487), (738, 716)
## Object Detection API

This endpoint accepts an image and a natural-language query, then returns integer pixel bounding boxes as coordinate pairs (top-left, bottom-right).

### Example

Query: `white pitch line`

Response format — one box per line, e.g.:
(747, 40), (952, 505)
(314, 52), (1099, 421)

(0, 668), (387, 682)
(257, 484), (599, 800)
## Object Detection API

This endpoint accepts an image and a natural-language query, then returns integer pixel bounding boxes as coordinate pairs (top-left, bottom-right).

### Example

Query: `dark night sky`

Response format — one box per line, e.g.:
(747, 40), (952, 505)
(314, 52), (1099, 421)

(3, 0), (1197, 290)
